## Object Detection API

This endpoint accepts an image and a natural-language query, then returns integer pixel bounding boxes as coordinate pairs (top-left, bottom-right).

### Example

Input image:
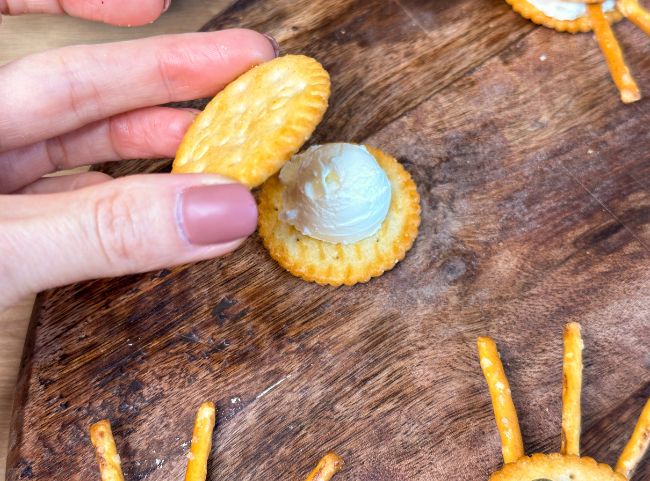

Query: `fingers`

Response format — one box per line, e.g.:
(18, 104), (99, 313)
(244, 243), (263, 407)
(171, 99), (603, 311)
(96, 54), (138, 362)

(0, 30), (278, 151)
(0, 107), (197, 194)
(0, 174), (258, 308)
(15, 171), (112, 195)
(1, 0), (169, 26)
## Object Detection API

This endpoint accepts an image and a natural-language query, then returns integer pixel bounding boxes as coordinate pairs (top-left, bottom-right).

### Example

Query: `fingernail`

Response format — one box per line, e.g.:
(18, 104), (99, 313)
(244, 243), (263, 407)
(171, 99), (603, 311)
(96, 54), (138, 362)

(163, 0), (171, 13)
(263, 34), (281, 58)
(179, 184), (257, 245)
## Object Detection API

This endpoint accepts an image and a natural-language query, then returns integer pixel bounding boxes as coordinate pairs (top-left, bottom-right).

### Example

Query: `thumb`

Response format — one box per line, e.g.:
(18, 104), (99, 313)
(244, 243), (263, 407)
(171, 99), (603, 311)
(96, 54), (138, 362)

(0, 173), (257, 307)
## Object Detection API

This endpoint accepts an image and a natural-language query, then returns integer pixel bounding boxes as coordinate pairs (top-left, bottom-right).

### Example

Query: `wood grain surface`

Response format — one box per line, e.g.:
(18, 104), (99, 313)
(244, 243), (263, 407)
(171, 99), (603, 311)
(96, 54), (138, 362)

(7, 0), (650, 480)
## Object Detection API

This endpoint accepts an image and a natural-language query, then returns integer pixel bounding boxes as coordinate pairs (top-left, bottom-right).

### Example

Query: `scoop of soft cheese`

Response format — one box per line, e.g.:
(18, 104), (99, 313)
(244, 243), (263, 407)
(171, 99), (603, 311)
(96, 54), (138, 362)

(527, 0), (615, 21)
(279, 143), (391, 244)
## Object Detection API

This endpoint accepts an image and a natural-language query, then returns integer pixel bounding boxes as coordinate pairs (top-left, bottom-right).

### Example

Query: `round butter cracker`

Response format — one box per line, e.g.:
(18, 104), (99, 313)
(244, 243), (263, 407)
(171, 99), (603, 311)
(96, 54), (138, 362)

(506, 0), (622, 32)
(173, 55), (330, 188)
(258, 146), (421, 287)
(490, 453), (626, 481)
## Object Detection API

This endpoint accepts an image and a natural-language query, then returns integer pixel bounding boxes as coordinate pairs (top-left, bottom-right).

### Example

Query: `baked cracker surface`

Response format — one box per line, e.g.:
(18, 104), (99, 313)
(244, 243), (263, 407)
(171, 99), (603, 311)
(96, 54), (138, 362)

(173, 55), (330, 188)
(490, 453), (627, 481)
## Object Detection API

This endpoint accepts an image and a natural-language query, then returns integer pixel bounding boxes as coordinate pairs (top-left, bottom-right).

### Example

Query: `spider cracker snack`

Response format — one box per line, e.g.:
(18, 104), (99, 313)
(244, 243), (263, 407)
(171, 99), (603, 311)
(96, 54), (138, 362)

(506, 0), (650, 103)
(173, 55), (421, 286)
(478, 323), (650, 481)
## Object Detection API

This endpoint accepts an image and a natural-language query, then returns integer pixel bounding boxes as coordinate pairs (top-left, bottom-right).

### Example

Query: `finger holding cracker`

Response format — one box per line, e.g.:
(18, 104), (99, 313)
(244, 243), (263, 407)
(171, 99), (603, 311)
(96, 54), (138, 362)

(304, 452), (344, 481)
(89, 420), (126, 481)
(184, 402), (217, 481)
(477, 337), (525, 465)
(587, 3), (641, 103)
(616, 398), (650, 479)
(561, 322), (583, 457)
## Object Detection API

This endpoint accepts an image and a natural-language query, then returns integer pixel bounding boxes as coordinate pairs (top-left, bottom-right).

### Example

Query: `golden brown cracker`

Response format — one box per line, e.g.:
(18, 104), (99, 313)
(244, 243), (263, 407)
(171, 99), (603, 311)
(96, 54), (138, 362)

(173, 55), (330, 188)
(490, 453), (626, 481)
(258, 146), (420, 286)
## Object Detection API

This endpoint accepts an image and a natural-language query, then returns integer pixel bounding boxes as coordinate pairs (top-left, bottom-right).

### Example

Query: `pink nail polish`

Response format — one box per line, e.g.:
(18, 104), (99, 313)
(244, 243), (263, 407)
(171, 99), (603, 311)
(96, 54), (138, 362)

(163, 0), (171, 13)
(263, 34), (281, 58)
(179, 184), (257, 245)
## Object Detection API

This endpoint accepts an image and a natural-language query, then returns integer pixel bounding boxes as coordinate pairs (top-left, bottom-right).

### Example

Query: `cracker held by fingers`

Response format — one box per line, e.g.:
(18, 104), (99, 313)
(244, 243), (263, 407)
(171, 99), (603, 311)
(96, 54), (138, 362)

(587, 3), (641, 103)
(184, 402), (217, 481)
(173, 55), (330, 188)
(304, 452), (344, 481)
(616, 398), (650, 479)
(477, 336), (525, 464)
(561, 322), (583, 456)
(618, 0), (650, 35)
(89, 420), (126, 481)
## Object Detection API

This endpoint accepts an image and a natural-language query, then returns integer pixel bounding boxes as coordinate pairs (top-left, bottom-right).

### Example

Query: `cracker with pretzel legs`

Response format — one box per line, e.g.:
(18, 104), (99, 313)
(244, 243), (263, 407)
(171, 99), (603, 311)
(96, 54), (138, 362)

(478, 323), (650, 481)
(505, 0), (650, 102)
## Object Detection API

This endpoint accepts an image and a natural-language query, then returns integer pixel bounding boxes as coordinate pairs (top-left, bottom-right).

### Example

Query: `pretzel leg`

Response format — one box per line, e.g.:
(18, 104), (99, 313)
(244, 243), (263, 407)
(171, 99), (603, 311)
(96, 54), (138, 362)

(588, 3), (641, 103)
(560, 323), (583, 456)
(184, 402), (217, 481)
(477, 337), (525, 464)
(304, 452), (344, 481)
(616, 398), (650, 478)
(618, 0), (650, 36)
(89, 420), (126, 481)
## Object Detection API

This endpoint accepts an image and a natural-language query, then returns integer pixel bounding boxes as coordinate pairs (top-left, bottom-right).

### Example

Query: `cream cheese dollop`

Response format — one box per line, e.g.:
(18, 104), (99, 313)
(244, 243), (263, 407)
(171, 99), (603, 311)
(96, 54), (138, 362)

(279, 143), (391, 244)
(528, 0), (615, 21)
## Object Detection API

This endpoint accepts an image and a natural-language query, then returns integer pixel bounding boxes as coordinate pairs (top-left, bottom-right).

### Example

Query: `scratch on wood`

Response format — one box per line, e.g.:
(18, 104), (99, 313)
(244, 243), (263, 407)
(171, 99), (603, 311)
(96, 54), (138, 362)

(559, 162), (650, 253)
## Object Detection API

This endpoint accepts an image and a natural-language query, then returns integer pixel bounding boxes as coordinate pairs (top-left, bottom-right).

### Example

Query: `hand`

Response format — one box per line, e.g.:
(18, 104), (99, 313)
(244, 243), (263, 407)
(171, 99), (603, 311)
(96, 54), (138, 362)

(1, 0), (171, 27)
(0, 5), (278, 309)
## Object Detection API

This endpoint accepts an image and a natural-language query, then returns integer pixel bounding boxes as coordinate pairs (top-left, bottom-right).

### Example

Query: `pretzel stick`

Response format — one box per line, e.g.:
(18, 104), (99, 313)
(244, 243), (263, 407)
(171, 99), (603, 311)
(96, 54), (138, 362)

(184, 402), (217, 481)
(304, 452), (344, 481)
(587, 3), (641, 103)
(616, 398), (650, 478)
(618, 0), (650, 35)
(561, 322), (583, 456)
(477, 337), (524, 464)
(89, 420), (126, 481)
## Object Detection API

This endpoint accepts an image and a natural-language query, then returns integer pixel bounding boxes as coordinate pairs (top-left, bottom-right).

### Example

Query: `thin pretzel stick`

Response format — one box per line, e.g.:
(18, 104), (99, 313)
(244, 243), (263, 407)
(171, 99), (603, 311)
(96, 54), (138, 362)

(618, 0), (650, 35)
(587, 3), (641, 103)
(477, 337), (524, 464)
(616, 398), (650, 478)
(89, 420), (126, 481)
(561, 322), (583, 456)
(304, 452), (344, 481)
(184, 402), (217, 481)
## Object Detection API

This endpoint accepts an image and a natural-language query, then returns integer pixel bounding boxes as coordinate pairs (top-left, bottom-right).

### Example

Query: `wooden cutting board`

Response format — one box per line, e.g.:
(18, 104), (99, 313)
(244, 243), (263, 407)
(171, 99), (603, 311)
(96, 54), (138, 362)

(7, 1), (650, 480)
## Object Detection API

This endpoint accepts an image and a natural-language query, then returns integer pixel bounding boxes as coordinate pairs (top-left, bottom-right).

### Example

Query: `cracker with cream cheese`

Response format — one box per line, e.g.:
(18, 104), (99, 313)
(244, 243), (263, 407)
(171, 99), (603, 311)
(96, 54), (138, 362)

(258, 146), (420, 286)
(506, 0), (622, 32)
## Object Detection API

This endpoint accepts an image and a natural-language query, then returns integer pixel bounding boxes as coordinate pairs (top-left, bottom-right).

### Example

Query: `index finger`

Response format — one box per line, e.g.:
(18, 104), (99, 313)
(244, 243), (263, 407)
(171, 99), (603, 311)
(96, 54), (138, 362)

(1, 0), (168, 26)
(0, 29), (277, 152)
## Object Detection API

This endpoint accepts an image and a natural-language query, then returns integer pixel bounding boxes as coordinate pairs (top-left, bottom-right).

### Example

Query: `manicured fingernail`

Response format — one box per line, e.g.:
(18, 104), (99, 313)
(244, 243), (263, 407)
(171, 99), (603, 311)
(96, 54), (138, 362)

(263, 34), (280, 57)
(179, 184), (257, 245)
(163, 0), (171, 13)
